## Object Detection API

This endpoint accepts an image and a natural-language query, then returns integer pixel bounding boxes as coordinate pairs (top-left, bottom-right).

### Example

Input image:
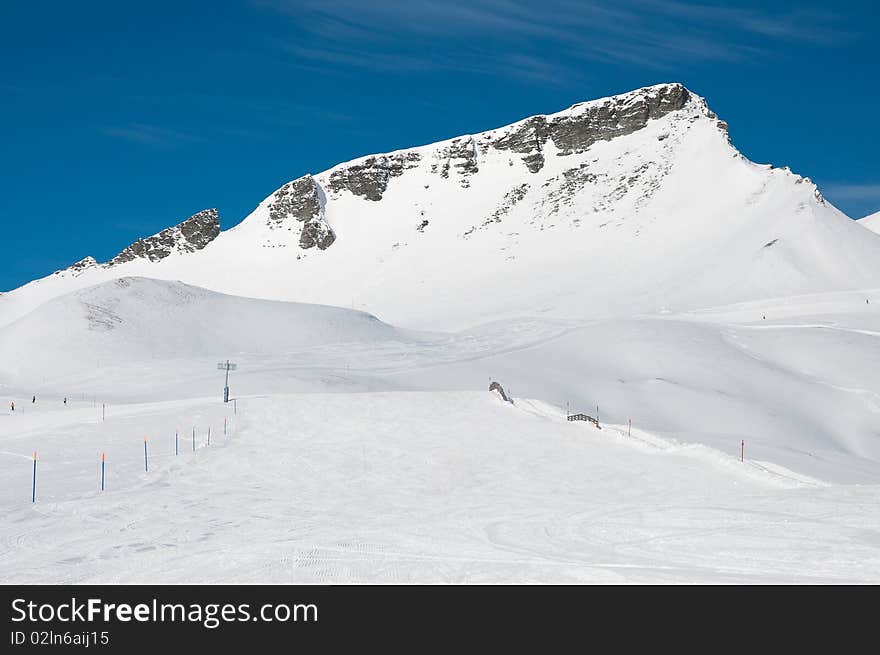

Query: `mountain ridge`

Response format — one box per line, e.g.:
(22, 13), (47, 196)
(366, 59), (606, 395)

(56, 208), (220, 276)
(4, 82), (880, 331)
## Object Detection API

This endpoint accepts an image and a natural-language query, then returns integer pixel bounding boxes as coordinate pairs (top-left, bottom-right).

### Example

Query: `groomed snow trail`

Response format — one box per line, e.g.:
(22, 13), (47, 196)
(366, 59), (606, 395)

(1, 392), (877, 583)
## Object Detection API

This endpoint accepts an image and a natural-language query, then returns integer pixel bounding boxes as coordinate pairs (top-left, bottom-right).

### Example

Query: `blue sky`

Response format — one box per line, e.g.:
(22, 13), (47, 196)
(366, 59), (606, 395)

(1, 0), (878, 291)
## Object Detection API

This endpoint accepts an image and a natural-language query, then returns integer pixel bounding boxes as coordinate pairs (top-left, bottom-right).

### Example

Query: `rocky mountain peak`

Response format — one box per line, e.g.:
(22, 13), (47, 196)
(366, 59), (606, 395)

(317, 83), (698, 204)
(489, 83), (691, 172)
(108, 208), (220, 266)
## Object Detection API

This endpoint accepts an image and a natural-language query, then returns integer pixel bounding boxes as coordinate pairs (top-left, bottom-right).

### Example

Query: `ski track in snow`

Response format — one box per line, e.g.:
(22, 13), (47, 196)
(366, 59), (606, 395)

(1, 389), (878, 583)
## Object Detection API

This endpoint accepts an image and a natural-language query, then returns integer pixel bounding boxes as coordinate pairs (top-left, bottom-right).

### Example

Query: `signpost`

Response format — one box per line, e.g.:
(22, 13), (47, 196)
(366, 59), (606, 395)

(217, 361), (238, 403)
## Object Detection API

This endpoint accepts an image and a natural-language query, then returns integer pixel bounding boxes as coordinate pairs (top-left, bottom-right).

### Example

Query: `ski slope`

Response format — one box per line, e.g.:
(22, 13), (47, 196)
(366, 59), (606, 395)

(2, 391), (878, 584)
(2, 276), (879, 485)
(1, 276), (879, 582)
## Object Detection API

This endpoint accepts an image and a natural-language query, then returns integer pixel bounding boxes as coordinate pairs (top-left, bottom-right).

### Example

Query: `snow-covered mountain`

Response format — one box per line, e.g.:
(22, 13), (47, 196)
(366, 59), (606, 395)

(4, 82), (880, 330)
(859, 210), (880, 234)
(3, 84), (880, 583)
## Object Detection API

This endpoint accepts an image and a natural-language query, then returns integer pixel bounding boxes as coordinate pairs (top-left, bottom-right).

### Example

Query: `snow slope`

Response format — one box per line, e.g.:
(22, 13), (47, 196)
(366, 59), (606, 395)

(859, 210), (880, 234)
(1, 277), (878, 582)
(4, 83), (880, 330)
(0, 277), (405, 384)
(2, 391), (878, 583)
(2, 277), (878, 485)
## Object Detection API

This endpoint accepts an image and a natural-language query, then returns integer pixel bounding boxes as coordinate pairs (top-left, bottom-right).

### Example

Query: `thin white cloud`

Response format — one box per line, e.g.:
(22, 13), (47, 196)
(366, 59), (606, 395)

(100, 123), (202, 147)
(823, 184), (880, 201)
(253, 0), (853, 82)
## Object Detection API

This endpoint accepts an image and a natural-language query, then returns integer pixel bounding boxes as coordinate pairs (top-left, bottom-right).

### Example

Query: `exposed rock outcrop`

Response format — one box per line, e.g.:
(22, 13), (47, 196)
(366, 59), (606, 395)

(491, 116), (549, 173)
(484, 183), (530, 226)
(268, 176), (323, 226)
(61, 256), (99, 275)
(491, 83), (690, 172)
(109, 208), (219, 265)
(267, 175), (336, 250)
(434, 137), (479, 187)
(299, 217), (336, 250)
(327, 152), (421, 201)
(489, 381), (514, 403)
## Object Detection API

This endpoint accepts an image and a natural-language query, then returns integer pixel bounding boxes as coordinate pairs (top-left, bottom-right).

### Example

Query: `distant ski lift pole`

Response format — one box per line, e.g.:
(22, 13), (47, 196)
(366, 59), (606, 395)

(217, 360), (238, 403)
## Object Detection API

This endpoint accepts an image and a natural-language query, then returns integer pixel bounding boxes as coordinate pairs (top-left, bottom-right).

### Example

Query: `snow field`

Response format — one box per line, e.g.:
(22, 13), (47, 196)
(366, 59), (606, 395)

(1, 391), (877, 583)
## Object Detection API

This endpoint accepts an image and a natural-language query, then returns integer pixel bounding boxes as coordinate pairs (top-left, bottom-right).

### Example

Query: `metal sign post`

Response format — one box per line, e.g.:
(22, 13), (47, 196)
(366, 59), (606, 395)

(217, 360), (238, 403)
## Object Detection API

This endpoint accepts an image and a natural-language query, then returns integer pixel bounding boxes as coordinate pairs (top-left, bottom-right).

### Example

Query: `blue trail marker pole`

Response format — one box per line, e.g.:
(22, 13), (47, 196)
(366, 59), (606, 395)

(144, 438), (148, 472)
(207, 427), (211, 446)
(32, 452), (37, 503)
(101, 453), (105, 491)
(175, 431), (179, 456)
(192, 428), (195, 452)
